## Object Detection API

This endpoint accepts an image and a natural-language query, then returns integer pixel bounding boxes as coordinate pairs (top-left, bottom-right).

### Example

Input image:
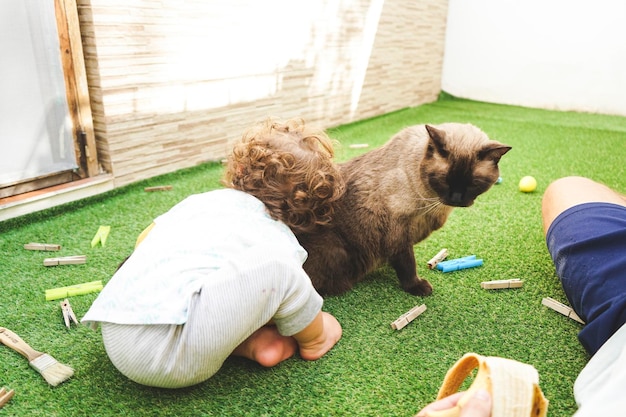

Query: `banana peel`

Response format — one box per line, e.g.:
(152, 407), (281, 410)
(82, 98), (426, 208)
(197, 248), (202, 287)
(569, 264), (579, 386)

(420, 353), (548, 417)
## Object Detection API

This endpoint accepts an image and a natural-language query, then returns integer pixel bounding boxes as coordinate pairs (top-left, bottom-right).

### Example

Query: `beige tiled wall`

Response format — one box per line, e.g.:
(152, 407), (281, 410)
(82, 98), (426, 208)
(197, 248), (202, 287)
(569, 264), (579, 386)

(77, 0), (449, 187)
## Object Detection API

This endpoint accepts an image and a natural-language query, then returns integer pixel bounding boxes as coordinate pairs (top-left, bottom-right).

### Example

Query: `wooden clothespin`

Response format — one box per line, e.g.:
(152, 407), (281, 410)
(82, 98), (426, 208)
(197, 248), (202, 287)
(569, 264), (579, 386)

(91, 225), (111, 247)
(144, 185), (172, 192)
(542, 297), (585, 324)
(60, 299), (79, 329)
(391, 304), (427, 330)
(0, 387), (15, 409)
(427, 248), (448, 269)
(43, 255), (87, 267)
(481, 279), (524, 290)
(23, 242), (61, 251)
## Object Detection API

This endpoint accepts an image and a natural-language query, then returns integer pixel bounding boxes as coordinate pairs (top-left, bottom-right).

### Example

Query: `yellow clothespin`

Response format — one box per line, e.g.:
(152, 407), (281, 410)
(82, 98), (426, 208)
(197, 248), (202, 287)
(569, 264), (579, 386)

(61, 299), (79, 329)
(45, 280), (103, 301)
(91, 225), (111, 247)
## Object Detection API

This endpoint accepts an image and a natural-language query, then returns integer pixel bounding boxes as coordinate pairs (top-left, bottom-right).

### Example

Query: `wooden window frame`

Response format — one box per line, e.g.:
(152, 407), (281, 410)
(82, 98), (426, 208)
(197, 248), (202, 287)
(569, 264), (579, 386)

(55, 0), (99, 179)
(0, 0), (99, 201)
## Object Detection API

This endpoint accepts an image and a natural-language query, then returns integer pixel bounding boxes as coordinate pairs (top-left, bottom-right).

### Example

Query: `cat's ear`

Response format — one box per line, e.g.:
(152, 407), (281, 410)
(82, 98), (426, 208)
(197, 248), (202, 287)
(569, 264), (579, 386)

(425, 125), (448, 156)
(478, 142), (512, 163)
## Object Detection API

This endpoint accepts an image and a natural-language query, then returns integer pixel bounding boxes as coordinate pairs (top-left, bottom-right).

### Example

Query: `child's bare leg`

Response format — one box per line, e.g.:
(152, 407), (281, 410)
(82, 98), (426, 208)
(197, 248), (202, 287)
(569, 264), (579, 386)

(294, 311), (342, 361)
(231, 325), (297, 367)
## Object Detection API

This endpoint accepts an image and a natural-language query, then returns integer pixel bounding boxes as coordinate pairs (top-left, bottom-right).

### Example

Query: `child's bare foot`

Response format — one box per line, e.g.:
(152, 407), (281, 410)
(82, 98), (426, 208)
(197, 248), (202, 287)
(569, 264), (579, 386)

(232, 325), (297, 367)
(297, 312), (342, 361)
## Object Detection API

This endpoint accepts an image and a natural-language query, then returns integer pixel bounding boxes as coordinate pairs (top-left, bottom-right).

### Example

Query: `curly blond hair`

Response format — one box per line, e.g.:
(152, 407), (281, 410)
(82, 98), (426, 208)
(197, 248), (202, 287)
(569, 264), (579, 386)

(223, 118), (345, 234)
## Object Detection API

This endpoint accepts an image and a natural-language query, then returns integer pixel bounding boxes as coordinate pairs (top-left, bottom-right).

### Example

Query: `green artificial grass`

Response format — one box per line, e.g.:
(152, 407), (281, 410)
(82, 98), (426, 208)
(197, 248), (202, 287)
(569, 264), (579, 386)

(1, 95), (625, 416)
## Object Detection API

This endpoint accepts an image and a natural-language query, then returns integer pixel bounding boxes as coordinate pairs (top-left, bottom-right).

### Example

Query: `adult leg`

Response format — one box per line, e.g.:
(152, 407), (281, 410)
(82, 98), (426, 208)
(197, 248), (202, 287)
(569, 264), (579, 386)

(542, 176), (626, 235)
(542, 176), (626, 355)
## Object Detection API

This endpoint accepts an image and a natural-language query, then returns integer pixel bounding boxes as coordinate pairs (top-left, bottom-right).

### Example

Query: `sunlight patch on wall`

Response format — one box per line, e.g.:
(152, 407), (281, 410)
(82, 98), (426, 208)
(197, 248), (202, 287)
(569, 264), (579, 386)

(303, 0), (384, 119)
(100, 0), (384, 118)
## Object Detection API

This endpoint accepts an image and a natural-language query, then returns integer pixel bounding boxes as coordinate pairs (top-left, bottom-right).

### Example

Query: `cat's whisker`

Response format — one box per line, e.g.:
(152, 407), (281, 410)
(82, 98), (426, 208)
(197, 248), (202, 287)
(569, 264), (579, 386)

(414, 200), (440, 209)
(412, 188), (441, 204)
(412, 199), (439, 210)
(413, 187), (435, 199)
(417, 200), (445, 216)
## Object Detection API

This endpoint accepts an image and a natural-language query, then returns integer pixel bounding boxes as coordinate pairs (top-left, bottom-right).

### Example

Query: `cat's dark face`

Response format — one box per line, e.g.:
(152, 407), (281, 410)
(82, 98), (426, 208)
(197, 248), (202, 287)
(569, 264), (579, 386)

(421, 125), (511, 207)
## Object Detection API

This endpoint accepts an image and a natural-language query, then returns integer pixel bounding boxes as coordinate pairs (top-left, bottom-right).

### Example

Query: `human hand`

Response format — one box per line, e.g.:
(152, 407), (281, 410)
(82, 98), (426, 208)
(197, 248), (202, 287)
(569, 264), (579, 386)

(416, 389), (491, 417)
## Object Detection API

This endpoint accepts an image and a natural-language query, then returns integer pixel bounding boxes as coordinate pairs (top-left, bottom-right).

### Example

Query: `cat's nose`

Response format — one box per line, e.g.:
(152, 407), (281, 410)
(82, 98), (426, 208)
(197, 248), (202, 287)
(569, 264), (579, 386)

(450, 191), (463, 204)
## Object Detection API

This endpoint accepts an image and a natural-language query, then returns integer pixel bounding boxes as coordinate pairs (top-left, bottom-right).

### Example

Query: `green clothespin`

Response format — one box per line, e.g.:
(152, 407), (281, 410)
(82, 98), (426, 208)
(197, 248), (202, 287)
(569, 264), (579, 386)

(91, 225), (111, 247)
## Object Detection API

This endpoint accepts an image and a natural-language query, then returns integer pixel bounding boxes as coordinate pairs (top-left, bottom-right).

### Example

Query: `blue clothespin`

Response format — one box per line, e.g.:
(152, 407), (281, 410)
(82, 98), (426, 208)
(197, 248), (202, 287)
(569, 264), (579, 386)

(436, 255), (476, 270)
(437, 255), (483, 273)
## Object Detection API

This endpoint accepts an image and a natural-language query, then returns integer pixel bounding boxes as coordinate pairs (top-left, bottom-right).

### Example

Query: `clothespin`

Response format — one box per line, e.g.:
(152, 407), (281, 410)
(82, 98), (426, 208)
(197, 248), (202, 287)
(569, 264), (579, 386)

(427, 248), (448, 269)
(542, 297), (585, 324)
(60, 299), (79, 329)
(43, 255), (87, 266)
(481, 279), (524, 290)
(391, 304), (427, 330)
(348, 144), (369, 149)
(144, 185), (172, 192)
(436, 255), (476, 269)
(436, 255), (483, 273)
(23, 242), (61, 251)
(45, 280), (103, 301)
(0, 387), (15, 409)
(91, 225), (111, 247)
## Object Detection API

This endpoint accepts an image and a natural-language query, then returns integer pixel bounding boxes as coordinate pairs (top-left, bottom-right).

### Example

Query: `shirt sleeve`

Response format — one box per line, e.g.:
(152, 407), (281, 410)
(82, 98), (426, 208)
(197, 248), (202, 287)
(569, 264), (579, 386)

(270, 260), (323, 337)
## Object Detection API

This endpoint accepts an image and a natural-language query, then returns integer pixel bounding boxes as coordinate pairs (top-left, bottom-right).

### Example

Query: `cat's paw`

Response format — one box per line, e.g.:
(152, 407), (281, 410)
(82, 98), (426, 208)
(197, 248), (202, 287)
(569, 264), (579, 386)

(402, 278), (433, 296)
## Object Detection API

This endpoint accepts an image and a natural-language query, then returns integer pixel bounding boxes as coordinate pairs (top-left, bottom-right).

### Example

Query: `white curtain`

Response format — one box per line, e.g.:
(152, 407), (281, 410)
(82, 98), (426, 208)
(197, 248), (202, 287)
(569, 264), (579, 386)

(0, 0), (77, 185)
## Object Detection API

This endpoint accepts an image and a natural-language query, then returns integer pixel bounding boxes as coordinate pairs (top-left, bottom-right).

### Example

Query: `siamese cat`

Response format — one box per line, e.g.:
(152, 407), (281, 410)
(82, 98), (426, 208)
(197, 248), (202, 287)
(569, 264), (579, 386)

(298, 123), (511, 296)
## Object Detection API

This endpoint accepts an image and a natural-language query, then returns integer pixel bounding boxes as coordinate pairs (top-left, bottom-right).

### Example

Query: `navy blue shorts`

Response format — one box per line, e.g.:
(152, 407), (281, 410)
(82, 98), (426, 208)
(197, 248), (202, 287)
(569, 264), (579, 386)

(546, 202), (626, 356)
